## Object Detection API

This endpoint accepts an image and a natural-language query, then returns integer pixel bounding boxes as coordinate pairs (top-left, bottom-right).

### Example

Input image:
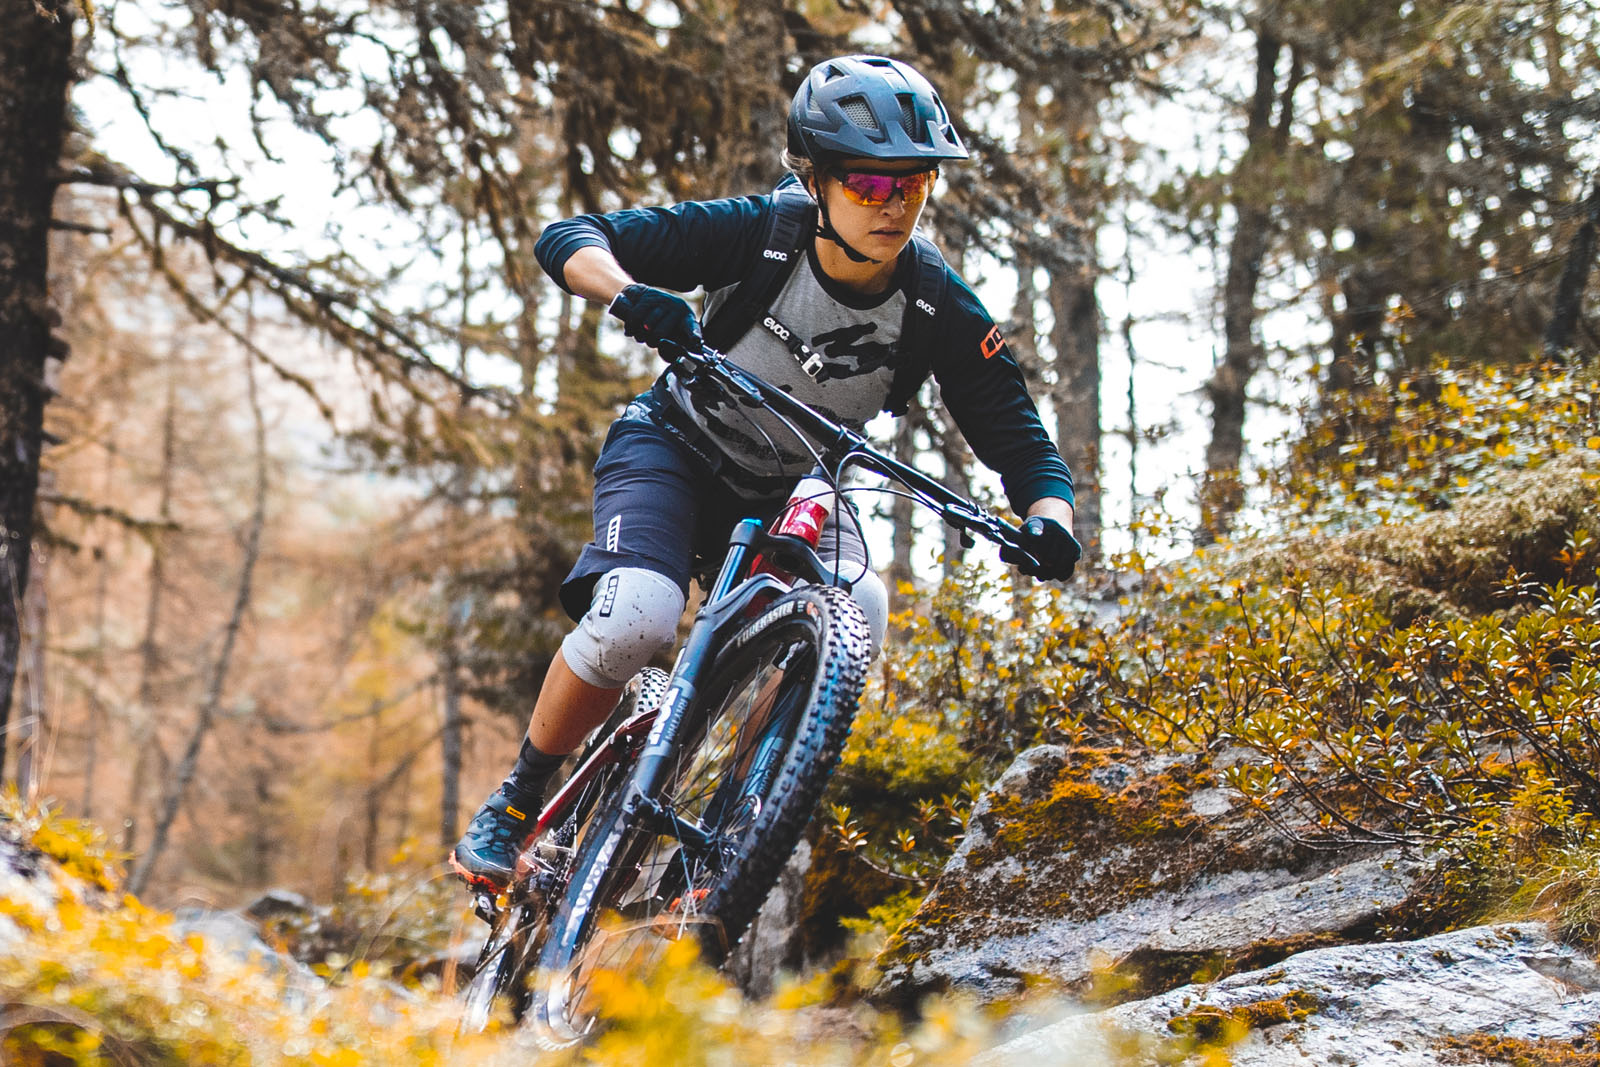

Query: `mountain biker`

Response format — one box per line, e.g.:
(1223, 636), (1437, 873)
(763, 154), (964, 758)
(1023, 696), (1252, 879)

(451, 54), (1081, 891)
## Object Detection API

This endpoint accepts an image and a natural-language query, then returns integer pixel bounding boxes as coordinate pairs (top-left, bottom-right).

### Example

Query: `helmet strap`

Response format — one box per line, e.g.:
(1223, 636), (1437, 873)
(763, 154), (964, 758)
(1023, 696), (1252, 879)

(810, 173), (882, 265)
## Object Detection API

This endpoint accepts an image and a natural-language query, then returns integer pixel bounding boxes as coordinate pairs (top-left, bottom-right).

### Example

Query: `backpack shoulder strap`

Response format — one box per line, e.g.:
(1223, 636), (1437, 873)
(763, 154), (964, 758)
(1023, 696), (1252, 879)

(883, 233), (948, 416)
(701, 180), (814, 352)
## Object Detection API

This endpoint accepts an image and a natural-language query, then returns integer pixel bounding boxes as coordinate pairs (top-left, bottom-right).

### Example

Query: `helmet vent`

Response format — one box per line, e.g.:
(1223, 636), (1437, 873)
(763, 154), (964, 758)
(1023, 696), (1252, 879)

(839, 96), (880, 132)
(897, 94), (921, 141)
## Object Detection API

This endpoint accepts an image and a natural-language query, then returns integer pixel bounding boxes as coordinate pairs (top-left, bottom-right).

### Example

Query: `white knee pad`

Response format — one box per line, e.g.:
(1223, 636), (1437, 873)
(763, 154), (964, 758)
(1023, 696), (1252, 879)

(561, 568), (686, 689)
(822, 558), (888, 659)
(850, 569), (889, 659)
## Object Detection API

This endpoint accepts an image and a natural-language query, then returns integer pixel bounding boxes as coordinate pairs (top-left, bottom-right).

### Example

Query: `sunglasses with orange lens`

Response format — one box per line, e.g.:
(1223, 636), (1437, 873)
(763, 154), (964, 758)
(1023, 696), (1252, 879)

(827, 167), (938, 207)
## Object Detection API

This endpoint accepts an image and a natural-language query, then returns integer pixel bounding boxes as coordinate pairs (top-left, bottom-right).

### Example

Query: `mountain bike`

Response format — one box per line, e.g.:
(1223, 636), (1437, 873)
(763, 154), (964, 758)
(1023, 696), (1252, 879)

(457, 345), (1041, 1047)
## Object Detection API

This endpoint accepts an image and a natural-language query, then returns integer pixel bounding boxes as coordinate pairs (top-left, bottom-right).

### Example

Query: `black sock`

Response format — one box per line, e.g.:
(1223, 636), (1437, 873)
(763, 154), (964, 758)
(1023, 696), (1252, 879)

(500, 736), (565, 805)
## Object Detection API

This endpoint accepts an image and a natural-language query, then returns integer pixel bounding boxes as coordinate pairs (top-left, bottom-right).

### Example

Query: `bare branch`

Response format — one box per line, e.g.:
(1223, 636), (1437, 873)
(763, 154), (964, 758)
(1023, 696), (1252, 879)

(54, 163), (233, 198)
(48, 219), (113, 236)
(35, 490), (180, 540)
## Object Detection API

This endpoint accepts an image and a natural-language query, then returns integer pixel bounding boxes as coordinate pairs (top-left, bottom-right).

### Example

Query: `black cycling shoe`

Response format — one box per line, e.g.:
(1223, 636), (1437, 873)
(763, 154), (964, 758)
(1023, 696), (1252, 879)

(450, 789), (539, 890)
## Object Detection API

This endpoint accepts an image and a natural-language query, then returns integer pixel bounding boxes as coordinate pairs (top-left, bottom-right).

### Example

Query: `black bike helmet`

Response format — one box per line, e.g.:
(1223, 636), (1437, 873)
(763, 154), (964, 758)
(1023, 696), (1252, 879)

(788, 55), (968, 165)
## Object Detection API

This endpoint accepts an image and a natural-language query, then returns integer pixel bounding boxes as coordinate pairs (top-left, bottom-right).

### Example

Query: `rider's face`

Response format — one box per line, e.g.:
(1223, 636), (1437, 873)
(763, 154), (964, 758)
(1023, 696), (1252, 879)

(813, 158), (936, 263)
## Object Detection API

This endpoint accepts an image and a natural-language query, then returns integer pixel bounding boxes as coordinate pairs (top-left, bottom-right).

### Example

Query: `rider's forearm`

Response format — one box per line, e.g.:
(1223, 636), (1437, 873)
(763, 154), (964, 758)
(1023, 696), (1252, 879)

(561, 246), (636, 306)
(1026, 496), (1075, 528)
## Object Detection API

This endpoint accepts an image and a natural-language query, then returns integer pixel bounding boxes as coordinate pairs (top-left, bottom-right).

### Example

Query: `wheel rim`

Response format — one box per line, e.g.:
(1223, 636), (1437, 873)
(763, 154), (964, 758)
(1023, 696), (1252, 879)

(458, 904), (539, 1033)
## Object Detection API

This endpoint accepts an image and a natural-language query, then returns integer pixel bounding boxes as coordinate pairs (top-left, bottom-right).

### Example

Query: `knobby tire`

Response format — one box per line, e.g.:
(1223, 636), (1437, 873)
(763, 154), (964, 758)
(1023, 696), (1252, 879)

(526, 585), (871, 1048)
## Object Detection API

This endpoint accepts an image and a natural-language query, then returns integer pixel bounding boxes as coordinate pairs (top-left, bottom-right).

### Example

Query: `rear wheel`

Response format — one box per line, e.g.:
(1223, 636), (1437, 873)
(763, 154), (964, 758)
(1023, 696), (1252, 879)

(458, 900), (541, 1033)
(456, 666), (669, 1034)
(526, 586), (871, 1047)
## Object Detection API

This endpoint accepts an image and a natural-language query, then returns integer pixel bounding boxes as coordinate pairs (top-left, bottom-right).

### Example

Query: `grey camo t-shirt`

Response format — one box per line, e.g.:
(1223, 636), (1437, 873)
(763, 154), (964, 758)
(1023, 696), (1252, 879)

(667, 245), (906, 479)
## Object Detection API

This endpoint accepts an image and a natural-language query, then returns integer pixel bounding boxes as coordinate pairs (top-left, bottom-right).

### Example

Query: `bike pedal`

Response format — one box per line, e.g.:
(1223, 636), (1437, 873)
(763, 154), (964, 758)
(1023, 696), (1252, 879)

(449, 852), (509, 894)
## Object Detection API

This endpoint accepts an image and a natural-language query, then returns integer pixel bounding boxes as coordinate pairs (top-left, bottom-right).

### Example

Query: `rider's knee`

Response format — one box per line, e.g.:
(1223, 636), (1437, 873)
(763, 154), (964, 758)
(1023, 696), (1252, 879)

(851, 569), (889, 658)
(823, 560), (887, 659)
(561, 567), (685, 688)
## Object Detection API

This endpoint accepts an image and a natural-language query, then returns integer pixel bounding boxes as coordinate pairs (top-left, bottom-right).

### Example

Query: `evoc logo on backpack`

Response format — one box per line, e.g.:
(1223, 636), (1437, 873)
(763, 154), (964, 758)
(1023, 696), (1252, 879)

(762, 249), (789, 261)
(916, 298), (937, 316)
(762, 316), (791, 342)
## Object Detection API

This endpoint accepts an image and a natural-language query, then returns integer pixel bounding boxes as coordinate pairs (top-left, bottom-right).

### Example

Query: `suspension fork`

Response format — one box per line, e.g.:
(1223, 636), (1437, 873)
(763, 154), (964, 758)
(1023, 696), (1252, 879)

(628, 519), (790, 810)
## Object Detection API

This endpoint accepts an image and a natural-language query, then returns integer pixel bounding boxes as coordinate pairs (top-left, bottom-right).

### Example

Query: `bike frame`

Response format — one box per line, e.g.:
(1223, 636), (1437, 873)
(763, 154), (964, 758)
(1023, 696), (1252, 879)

(498, 346), (1034, 899)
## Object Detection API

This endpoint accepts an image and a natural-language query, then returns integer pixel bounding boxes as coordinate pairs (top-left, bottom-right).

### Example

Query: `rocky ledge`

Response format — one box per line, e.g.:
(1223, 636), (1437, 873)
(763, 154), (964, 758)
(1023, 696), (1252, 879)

(981, 921), (1600, 1066)
(874, 743), (1430, 1005)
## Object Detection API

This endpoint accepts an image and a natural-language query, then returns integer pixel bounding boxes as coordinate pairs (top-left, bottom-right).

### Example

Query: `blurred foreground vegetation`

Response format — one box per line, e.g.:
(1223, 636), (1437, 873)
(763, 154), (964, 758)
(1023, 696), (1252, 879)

(4, 357), (1600, 1062)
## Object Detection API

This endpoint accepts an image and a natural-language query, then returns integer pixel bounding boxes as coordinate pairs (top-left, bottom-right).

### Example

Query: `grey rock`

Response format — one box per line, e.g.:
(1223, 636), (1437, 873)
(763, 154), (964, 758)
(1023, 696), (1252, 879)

(876, 744), (1428, 1004)
(0, 833), (62, 951)
(244, 888), (311, 920)
(727, 837), (813, 998)
(979, 922), (1600, 1066)
(172, 907), (321, 990)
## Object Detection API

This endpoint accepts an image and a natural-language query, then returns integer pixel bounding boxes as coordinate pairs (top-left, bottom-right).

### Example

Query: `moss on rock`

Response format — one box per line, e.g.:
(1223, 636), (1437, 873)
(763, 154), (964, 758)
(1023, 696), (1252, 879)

(1166, 988), (1321, 1044)
(1436, 1026), (1600, 1065)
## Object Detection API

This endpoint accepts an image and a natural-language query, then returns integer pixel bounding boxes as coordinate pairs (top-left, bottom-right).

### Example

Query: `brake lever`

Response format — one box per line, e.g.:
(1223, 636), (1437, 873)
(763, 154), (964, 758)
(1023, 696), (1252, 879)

(677, 348), (763, 405)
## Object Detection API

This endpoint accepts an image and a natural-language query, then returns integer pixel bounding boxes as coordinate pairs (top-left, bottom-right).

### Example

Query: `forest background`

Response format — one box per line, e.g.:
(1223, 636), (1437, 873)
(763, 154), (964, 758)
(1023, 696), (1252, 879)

(1, 0), (1597, 927)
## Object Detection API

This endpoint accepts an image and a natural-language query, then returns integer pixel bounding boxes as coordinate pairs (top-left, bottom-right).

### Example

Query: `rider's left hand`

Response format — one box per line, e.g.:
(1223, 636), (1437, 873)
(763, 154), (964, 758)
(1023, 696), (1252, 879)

(1005, 516), (1081, 582)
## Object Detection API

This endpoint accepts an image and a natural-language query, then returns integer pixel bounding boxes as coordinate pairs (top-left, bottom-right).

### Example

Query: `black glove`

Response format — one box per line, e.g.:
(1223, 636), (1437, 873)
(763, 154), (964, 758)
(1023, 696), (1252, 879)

(609, 283), (704, 362)
(1003, 516), (1082, 582)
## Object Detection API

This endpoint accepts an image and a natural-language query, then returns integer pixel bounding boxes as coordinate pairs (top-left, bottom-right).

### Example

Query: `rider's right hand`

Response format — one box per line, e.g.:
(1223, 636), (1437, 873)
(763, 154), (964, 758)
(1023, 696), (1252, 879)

(1004, 516), (1082, 582)
(609, 284), (704, 362)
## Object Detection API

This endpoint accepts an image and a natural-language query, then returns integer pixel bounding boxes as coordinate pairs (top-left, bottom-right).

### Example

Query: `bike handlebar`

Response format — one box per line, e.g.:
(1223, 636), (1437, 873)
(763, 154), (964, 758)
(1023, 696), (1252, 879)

(669, 347), (1040, 571)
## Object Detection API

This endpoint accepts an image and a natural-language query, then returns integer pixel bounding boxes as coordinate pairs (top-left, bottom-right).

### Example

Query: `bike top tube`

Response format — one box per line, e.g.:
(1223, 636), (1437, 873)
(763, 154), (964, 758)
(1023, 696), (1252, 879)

(669, 346), (1034, 562)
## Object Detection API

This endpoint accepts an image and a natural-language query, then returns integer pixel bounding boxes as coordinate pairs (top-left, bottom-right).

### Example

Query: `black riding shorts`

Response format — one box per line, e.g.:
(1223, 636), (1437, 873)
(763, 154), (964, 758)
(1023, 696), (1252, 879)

(558, 410), (869, 622)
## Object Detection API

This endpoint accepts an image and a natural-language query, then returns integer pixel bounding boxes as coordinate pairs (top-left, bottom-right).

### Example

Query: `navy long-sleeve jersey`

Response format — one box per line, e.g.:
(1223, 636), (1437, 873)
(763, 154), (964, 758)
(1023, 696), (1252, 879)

(535, 189), (1074, 516)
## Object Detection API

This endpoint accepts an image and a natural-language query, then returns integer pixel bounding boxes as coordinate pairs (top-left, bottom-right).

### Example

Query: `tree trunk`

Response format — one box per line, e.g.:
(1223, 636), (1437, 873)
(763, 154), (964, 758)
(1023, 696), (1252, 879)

(1329, 235), (1385, 395)
(1544, 178), (1600, 362)
(935, 407), (973, 580)
(83, 441), (115, 817)
(124, 363), (178, 854)
(1049, 268), (1101, 565)
(0, 0), (75, 780)
(886, 402), (918, 612)
(364, 700), (383, 871)
(15, 509), (50, 801)
(439, 630), (463, 848)
(1200, 31), (1304, 545)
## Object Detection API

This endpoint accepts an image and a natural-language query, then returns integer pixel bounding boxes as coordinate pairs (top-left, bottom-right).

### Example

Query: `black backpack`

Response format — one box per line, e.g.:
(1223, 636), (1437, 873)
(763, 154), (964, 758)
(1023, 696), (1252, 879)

(699, 178), (949, 417)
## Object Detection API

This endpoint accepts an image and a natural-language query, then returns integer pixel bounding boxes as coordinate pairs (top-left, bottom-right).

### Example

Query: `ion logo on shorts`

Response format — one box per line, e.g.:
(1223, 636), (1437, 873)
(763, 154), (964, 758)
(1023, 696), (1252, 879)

(605, 514), (622, 551)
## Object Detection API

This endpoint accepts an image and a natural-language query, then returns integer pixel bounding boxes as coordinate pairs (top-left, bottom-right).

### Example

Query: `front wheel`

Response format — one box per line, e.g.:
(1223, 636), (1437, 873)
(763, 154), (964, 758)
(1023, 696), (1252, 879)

(527, 585), (871, 1048)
